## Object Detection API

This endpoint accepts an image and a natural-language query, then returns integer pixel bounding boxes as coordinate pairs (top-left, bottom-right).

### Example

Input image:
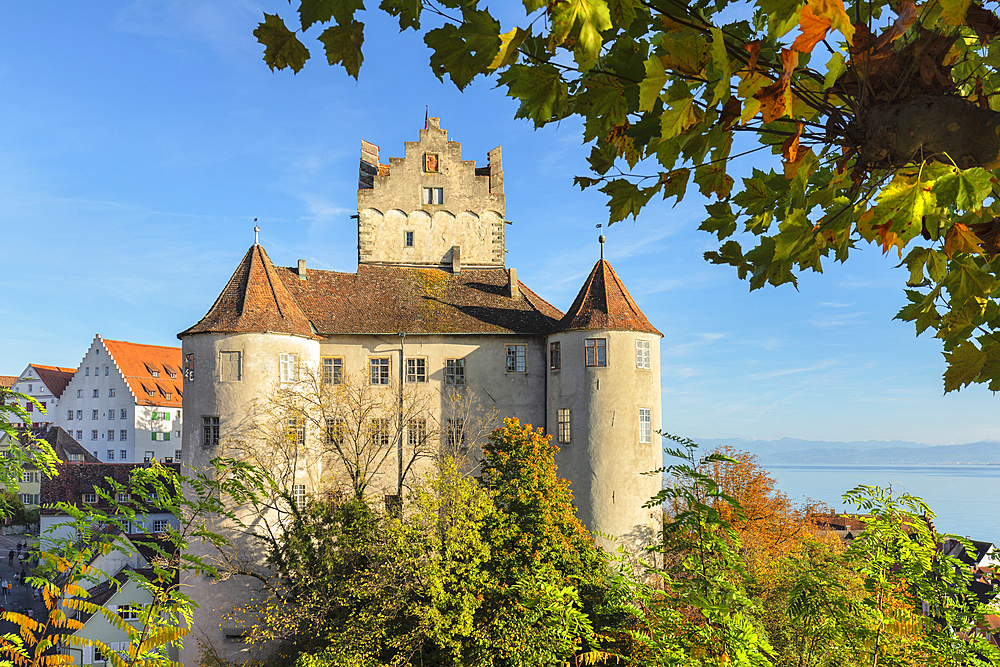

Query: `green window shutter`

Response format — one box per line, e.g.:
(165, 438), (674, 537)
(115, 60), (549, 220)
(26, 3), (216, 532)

(165, 433), (170, 441)
(151, 432), (156, 441)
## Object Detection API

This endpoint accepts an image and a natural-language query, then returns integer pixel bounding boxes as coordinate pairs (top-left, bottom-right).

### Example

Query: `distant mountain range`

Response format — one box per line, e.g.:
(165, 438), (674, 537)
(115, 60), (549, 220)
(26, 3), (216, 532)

(690, 437), (1000, 465)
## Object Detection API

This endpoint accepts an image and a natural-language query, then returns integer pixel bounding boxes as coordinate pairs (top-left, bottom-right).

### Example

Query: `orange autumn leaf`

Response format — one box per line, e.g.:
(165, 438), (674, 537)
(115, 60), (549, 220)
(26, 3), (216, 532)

(745, 40), (761, 73)
(755, 49), (798, 123)
(874, 222), (904, 257)
(944, 221), (984, 257)
(792, 3), (831, 54)
(781, 122), (805, 162)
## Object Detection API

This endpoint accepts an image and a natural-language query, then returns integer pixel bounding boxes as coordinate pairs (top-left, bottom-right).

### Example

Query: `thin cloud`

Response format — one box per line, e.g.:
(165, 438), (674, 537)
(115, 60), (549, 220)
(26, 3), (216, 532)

(745, 359), (837, 381)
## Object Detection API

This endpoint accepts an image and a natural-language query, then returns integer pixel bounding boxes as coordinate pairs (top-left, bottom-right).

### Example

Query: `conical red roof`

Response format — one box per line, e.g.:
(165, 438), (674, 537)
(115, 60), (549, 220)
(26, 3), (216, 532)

(555, 260), (661, 336)
(179, 244), (317, 339)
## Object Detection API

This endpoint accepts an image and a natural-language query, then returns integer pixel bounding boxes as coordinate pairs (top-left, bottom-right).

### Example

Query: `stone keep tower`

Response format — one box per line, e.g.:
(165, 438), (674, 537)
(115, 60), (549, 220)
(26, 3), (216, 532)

(546, 253), (663, 548)
(358, 116), (505, 269)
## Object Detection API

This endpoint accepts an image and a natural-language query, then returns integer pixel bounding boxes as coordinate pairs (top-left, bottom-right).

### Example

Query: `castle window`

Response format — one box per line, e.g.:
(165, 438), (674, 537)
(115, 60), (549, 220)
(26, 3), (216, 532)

(120, 408), (127, 419)
(120, 429), (127, 441)
(120, 450), (127, 460)
(83, 493), (97, 504)
(105, 366), (109, 376)
(92, 410), (99, 420)
(406, 358), (426, 383)
(325, 418), (344, 445)
(635, 340), (651, 369)
(76, 410), (82, 420)
(93, 389), (99, 398)
(444, 358), (466, 385)
(280, 353), (300, 382)
(369, 418), (391, 448)
(287, 418), (306, 446)
(107, 449), (115, 460)
(550, 342), (561, 370)
(404, 230), (414, 247)
(558, 409), (571, 444)
(108, 410), (115, 420)
(639, 408), (652, 443)
(505, 345), (526, 373)
(108, 430), (115, 441)
(77, 390), (82, 398)
(322, 357), (343, 385)
(446, 419), (466, 450)
(67, 410), (73, 421)
(202, 416), (220, 448)
(423, 153), (439, 173)
(370, 357), (391, 385)
(408, 418), (427, 448)
(109, 388), (115, 397)
(423, 187), (443, 205)
(585, 339), (607, 367)
(220, 351), (242, 382)
(292, 484), (307, 509)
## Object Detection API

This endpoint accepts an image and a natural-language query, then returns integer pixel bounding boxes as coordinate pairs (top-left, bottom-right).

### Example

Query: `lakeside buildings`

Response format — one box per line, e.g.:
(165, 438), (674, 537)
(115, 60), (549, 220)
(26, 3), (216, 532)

(176, 118), (665, 662)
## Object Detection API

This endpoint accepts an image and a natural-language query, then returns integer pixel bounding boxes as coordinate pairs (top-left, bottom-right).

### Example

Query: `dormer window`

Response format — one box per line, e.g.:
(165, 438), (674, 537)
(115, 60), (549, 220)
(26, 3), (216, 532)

(152, 370), (160, 378)
(423, 187), (443, 205)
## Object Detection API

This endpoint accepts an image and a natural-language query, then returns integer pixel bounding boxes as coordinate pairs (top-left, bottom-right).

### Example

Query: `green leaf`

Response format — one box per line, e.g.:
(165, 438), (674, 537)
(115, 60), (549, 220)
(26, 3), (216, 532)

(606, 0), (638, 28)
(638, 56), (667, 112)
(694, 163), (734, 199)
(660, 97), (701, 140)
(298, 0), (365, 30)
(940, 0), (972, 25)
(901, 246), (933, 286)
(943, 341), (987, 392)
(425, 10), (501, 90)
(254, 14), (311, 73)
(699, 201), (736, 239)
(660, 168), (690, 205)
(823, 52), (847, 90)
(707, 27), (732, 106)
(704, 240), (750, 279)
(772, 208), (815, 262)
(873, 169), (937, 239)
(379, 0), (423, 30)
(943, 259), (997, 306)
(499, 63), (569, 128)
(757, 0), (804, 39)
(319, 20), (365, 79)
(932, 167), (993, 211)
(548, 0), (613, 66)
(488, 27), (529, 69)
(600, 179), (656, 222)
(657, 29), (710, 76)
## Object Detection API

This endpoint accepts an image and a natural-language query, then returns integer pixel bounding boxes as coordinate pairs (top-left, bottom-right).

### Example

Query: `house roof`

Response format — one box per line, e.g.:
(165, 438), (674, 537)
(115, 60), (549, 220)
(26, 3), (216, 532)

(278, 264), (563, 335)
(30, 365), (76, 399)
(102, 339), (183, 408)
(40, 462), (181, 514)
(0, 376), (16, 389)
(554, 260), (661, 336)
(15, 426), (102, 464)
(178, 244), (317, 339)
(180, 244), (565, 338)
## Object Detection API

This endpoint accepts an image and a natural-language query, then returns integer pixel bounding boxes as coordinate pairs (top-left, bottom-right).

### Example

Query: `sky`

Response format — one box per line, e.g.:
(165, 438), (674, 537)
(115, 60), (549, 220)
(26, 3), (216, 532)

(1, 2), (997, 447)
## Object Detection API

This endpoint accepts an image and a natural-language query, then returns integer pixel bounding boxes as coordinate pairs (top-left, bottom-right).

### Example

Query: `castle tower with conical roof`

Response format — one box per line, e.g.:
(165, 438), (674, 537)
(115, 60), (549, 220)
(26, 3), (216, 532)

(546, 256), (663, 548)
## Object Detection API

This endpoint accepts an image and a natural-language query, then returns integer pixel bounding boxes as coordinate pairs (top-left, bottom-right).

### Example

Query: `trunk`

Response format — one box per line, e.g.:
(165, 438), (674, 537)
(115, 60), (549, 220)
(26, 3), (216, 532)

(857, 95), (1000, 169)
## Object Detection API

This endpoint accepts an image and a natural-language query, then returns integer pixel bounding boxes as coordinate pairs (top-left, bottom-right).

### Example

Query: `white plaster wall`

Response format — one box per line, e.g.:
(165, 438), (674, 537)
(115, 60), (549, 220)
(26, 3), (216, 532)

(547, 330), (662, 549)
(10, 364), (63, 428)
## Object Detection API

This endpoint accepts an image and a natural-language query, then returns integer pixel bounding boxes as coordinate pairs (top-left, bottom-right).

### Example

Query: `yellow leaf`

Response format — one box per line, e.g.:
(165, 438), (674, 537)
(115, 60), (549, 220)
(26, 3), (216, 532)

(944, 222), (984, 257)
(809, 0), (855, 44)
(488, 27), (527, 69)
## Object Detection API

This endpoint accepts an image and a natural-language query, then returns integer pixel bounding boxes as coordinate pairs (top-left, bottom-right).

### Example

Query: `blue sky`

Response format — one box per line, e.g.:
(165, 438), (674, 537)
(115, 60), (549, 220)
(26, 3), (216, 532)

(1, 1), (996, 446)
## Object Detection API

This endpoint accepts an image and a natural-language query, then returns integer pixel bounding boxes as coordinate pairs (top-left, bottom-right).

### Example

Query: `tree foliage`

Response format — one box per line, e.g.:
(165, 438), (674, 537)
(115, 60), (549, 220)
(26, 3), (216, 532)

(254, 0), (1000, 389)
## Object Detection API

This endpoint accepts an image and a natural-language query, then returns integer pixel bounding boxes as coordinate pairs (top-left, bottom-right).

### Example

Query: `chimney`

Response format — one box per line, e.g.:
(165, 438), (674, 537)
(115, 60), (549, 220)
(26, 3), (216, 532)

(508, 268), (519, 299)
(298, 259), (307, 280)
(452, 246), (461, 274)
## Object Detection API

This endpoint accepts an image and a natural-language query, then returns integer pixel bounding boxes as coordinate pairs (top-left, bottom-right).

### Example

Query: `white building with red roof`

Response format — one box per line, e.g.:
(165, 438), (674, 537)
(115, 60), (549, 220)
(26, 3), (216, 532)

(54, 336), (183, 464)
(8, 364), (77, 428)
(178, 118), (664, 663)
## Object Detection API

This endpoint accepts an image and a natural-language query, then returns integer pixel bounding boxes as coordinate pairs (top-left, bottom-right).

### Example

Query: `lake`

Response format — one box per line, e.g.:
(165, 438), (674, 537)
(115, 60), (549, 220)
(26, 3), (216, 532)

(767, 465), (1000, 544)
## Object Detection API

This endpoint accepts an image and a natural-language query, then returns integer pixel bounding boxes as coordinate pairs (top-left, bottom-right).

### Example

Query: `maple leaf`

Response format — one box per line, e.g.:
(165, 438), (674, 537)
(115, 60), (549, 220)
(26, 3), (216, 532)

(659, 29), (710, 76)
(931, 167), (993, 211)
(791, 3), (832, 54)
(298, 0), (364, 30)
(488, 27), (528, 70)
(943, 222), (984, 257)
(426, 10), (501, 89)
(254, 14), (311, 73)
(694, 164), (735, 200)
(548, 0), (612, 66)
(781, 122), (805, 163)
(320, 20), (365, 79)
(660, 168), (691, 205)
(600, 179), (656, 222)
(660, 98), (701, 140)
(943, 341), (987, 392)
(755, 49), (798, 123)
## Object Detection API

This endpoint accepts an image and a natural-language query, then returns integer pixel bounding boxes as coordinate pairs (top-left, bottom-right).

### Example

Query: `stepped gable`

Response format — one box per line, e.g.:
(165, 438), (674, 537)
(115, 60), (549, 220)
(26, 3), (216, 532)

(277, 264), (563, 335)
(32, 365), (76, 399)
(555, 259), (661, 336)
(103, 339), (184, 408)
(179, 244), (317, 340)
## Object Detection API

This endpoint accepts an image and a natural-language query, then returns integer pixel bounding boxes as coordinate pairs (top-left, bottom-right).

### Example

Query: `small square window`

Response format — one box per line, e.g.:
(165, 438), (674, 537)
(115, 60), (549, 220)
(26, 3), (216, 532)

(505, 345), (526, 373)
(66, 410), (73, 421)
(144, 451), (155, 462)
(406, 358), (426, 383)
(423, 187), (443, 205)
(108, 410), (115, 420)
(325, 418), (344, 445)
(27, 384), (32, 393)
(85, 368), (89, 376)
(404, 230), (414, 247)
(105, 366), (109, 376)
(153, 519), (169, 533)
(286, 418), (306, 446)
(151, 370), (160, 378)
(444, 358), (465, 385)
(408, 418), (427, 448)
(368, 418), (391, 448)
(369, 358), (391, 385)
(76, 430), (83, 440)
(175, 449), (182, 460)
(585, 339), (607, 367)
(322, 357), (343, 385)
(120, 450), (127, 460)
(446, 419), (465, 449)
(117, 493), (129, 503)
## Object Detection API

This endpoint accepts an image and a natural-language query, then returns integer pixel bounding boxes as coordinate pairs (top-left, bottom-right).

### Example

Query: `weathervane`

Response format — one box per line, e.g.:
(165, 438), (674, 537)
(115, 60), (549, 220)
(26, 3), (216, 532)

(597, 224), (605, 260)
(254, 218), (259, 245)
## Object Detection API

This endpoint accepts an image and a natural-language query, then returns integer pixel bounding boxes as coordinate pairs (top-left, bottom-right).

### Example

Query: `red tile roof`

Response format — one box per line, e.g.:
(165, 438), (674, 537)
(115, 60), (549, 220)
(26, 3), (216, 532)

(180, 244), (565, 337)
(277, 264), (563, 335)
(103, 339), (183, 408)
(554, 260), (661, 336)
(31, 365), (76, 399)
(179, 244), (317, 339)
(0, 376), (16, 389)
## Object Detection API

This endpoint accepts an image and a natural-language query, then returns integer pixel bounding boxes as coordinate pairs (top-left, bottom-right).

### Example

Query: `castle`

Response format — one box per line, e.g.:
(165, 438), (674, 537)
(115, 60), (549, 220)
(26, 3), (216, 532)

(177, 118), (663, 662)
